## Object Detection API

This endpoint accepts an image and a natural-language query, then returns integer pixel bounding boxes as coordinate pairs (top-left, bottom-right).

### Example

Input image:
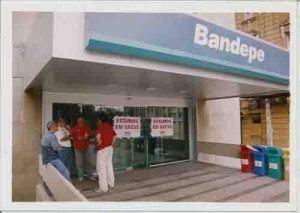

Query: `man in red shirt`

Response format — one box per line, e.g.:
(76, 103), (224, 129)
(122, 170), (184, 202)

(71, 115), (92, 182)
(94, 112), (116, 193)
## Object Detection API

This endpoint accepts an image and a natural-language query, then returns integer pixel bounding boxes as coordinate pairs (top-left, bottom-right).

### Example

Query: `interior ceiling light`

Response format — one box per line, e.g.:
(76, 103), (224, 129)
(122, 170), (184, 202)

(178, 90), (188, 94)
(107, 84), (117, 87)
(146, 87), (157, 91)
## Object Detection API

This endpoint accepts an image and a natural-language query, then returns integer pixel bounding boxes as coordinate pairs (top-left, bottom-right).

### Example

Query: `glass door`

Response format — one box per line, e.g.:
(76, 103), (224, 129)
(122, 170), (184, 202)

(113, 129), (148, 171)
(52, 103), (189, 173)
(144, 107), (190, 166)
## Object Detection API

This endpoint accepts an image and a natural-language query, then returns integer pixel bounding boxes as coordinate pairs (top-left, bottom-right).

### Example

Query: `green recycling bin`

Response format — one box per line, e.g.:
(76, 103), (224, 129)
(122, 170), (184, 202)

(267, 147), (284, 180)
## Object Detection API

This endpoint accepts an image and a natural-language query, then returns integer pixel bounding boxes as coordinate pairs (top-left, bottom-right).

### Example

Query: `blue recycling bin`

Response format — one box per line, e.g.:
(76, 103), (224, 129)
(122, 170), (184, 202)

(252, 145), (268, 176)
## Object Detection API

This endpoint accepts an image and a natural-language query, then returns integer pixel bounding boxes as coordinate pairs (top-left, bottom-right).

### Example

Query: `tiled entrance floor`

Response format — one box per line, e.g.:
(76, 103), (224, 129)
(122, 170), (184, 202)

(73, 162), (289, 202)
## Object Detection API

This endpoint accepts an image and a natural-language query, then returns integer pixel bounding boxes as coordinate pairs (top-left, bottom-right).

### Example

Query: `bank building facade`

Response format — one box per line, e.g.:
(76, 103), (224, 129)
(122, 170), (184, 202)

(12, 12), (289, 201)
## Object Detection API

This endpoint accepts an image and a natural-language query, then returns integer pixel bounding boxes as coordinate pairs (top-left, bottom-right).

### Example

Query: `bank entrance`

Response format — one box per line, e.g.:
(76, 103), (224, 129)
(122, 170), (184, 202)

(44, 91), (193, 175)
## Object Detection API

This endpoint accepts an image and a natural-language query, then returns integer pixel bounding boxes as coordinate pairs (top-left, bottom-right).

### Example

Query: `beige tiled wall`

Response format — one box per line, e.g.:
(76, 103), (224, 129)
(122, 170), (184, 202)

(13, 12), (44, 201)
(13, 79), (42, 201)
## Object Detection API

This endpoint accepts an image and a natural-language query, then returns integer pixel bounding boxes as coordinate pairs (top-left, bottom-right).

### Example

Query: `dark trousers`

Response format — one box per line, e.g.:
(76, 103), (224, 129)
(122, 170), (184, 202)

(59, 147), (73, 173)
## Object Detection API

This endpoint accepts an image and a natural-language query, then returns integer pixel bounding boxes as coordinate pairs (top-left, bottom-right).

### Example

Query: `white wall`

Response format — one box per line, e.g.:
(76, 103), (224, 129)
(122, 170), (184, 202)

(12, 12), (37, 45)
(22, 12), (54, 88)
(52, 13), (85, 61)
(197, 97), (241, 144)
(12, 12), (37, 78)
(197, 97), (241, 169)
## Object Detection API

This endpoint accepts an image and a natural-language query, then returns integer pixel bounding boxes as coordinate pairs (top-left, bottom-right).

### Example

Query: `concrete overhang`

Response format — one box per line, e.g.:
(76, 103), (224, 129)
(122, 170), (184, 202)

(26, 56), (288, 100)
(23, 13), (289, 100)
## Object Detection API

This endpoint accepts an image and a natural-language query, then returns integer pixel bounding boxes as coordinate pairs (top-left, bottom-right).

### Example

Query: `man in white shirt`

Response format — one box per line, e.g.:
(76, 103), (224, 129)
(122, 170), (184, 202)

(55, 118), (73, 173)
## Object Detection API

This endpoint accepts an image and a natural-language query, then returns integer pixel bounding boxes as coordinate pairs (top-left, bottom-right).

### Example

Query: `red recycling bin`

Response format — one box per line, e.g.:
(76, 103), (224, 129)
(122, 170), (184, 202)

(240, 144), (254, 173)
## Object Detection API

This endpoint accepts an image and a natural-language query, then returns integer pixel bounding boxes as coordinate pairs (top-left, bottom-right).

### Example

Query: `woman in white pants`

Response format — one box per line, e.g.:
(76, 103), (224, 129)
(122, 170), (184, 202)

(94, 112), (116, 193)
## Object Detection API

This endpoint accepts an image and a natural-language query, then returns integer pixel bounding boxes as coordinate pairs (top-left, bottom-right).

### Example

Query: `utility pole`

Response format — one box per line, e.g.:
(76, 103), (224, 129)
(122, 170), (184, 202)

(265, 99), (273, 147)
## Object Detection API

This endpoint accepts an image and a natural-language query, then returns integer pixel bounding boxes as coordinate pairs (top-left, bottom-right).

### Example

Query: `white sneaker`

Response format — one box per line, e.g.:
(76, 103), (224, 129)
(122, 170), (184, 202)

(94, 188), (107, 193)
(89, 176), (97, 181)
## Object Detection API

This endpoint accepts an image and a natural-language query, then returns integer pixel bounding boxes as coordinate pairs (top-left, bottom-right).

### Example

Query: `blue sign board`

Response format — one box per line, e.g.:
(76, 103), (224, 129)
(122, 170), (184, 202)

(85, 13), (289, 85)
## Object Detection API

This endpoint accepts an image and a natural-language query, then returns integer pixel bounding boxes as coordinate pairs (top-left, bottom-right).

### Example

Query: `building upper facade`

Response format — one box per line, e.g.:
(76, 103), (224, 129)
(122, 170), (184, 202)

(235, 13), (290, 49)
(13, 12), (289, 93)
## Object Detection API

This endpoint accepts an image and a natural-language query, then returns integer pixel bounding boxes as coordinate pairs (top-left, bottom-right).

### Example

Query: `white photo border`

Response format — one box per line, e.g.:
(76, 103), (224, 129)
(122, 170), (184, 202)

(1, 0), (298, 212)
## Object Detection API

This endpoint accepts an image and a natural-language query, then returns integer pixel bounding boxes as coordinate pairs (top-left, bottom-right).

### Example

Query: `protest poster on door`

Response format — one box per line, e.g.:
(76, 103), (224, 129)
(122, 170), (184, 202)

(113, 116), (141, 138)
(151, 117), (173, 137)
